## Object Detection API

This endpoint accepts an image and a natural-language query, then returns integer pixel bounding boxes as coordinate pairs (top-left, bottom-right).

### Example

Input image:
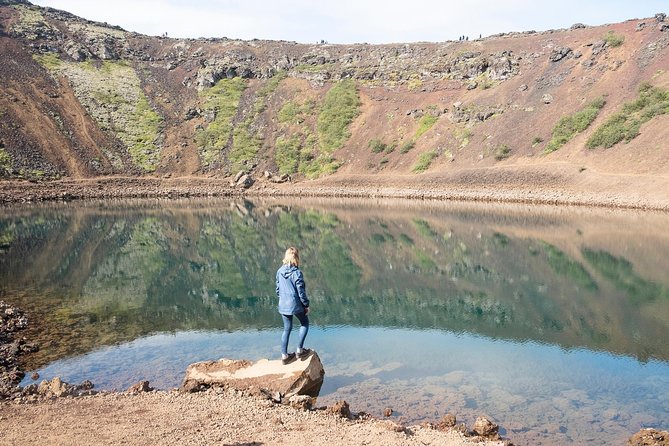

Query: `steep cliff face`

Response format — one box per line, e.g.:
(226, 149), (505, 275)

(1, 1), (668, 184)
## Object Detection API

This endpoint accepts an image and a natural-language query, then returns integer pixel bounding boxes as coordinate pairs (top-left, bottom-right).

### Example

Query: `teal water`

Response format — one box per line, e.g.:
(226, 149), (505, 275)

(1, 198), (668, 445)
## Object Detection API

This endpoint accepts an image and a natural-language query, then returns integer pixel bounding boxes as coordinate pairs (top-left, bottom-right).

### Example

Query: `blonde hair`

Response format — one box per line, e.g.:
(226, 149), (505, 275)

(282, 247), (300, 266)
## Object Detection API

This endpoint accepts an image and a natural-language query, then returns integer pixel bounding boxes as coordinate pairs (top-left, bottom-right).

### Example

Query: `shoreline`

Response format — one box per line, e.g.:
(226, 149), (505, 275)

(1, 167), (669, 211)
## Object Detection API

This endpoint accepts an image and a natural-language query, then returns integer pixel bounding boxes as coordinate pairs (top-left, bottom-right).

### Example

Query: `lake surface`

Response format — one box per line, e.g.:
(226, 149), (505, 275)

(1, 197), (668, 445)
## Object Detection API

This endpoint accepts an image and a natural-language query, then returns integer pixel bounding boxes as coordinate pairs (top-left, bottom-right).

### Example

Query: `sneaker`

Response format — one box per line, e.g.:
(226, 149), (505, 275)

(281, 353), (296, 365)
(297, 348), (312, 359)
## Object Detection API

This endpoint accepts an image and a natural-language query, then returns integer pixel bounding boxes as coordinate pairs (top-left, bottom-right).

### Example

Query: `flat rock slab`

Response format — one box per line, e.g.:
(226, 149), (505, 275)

(182, 351), (324, 401)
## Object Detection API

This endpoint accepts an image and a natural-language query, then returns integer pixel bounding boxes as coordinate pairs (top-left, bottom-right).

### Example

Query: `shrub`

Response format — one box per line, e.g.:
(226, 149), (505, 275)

(369, 138), (386, 153)
(587, 85), (669, 149)
(0, 148), (11, 174)
(412, 150), (438, 173)
(545, 97), (605, 153)
(494, 144), (511, 160)
(399, 140), (415, 154)
(532, 136), (544, 146)
(604, 30), (625, 48)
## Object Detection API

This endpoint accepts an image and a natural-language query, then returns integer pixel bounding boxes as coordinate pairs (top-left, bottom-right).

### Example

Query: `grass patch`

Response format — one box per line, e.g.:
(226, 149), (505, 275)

(545, 97), (605, 153)
(604, 30), (625, 48)
(587, 84), (669, 149)
(317, 79), (360, 154)
(300, 154), (341, 178)
(275, 134), (302, 176)
(128, 96), (163, 171)
(532, 136), (544, 146)
(197, 77), (247, 167)
(414, 115), (438, 139)
(412, 150), (438, 173)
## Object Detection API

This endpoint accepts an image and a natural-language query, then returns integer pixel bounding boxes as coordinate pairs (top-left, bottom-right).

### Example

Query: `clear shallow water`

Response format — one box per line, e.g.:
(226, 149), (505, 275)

(2, 198), (669, 445)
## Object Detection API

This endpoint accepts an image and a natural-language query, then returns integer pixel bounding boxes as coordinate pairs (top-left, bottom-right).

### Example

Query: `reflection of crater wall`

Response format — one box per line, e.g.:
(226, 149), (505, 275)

(1, 199), (668, 367)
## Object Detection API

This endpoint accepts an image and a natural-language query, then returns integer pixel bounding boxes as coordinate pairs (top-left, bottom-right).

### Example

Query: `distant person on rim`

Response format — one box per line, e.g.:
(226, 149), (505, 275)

(276, 247), (311, 364)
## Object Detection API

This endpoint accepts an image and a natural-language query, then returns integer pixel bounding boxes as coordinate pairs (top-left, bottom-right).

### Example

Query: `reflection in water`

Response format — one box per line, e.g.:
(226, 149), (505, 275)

(1, 198), (669, 445)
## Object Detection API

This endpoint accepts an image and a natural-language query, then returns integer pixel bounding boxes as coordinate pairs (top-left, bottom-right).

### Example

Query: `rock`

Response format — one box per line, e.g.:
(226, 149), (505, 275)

(436, 413), (457, 430)
(592, 40), (607, 56)
(37, 377), (72, 397)
(571, 23), (587, 30)
(628, 428), (669, 446)
(549, 47), (573, 62)
(181, 352), (325, 402)
(542, 93), (553, 104)
(636, 22), (647, 31)
(184, 108), (201, 120)
(472, 416), (501, 439)
(263, 170), (272, 179)
(236, 174), (254, 189)
(328, 400), (351, 418)
(383, 407), (393, 417)
(518, 84), (528, 91)
(234, 170), (245, 183)
(661, 24), (669, 32)
(288, 395), (314, 410)
(656, 13), (667, 23)
(126, 380), (153, 394)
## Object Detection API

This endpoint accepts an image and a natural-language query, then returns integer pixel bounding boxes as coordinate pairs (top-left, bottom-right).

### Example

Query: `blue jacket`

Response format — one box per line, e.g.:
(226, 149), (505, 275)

(276, 264), (310, 315)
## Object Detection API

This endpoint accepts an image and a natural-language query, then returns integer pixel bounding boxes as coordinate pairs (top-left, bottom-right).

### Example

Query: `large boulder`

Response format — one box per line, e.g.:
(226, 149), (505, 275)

(181, 351), (325, 402)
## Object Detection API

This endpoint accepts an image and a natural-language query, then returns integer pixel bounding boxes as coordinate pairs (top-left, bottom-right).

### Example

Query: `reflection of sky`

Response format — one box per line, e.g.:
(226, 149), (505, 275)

(24, 326), (669, 445)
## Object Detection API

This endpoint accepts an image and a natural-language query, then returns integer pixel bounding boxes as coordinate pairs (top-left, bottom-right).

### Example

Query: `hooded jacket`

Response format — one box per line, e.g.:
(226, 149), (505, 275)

(276, 264), (310, 315)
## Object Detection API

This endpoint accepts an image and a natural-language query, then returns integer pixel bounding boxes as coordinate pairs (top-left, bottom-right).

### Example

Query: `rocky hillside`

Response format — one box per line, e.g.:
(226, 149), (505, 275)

(1, 0), (668, 188)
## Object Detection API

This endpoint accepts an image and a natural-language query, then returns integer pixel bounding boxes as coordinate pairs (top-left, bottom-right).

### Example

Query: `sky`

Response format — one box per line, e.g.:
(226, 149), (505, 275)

(31, 0), (669, 44)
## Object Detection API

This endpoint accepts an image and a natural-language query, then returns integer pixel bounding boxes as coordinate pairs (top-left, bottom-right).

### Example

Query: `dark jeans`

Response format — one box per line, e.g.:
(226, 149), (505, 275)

(281, 312), (309, 356)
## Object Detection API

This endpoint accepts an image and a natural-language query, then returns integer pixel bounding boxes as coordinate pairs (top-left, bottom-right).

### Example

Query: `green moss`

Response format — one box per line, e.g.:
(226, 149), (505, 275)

(412, 149), (438, 173)
(317, 79), (360, 154)
(587, 85), (669, 149)
(545, 97), (605, 153)
(414, 114), (438, 139)
(33, 53), (62, 70)
(197, 77), (247, 167)
(35, 59), (163, 172)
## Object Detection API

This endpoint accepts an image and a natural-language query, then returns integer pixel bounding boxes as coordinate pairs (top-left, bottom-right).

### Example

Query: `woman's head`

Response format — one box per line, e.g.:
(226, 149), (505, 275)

(282, 247), (300, 266)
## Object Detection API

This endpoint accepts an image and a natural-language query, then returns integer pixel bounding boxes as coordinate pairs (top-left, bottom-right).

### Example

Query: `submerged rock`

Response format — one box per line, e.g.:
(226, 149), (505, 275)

(181, 351), (325, 402)
(628, 428), (669, 446)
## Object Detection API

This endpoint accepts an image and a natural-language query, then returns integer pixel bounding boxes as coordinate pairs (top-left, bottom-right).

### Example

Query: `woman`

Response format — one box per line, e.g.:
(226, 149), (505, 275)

(276, 247), (311, 364)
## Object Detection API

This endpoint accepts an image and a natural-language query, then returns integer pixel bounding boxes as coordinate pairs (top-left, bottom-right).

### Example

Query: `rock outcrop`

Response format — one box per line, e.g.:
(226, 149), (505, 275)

(181, 351), (325, 403)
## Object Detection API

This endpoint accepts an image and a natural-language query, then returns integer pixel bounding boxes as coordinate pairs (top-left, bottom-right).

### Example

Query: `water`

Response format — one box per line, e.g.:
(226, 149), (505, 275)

(1, 197), (668, 445)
